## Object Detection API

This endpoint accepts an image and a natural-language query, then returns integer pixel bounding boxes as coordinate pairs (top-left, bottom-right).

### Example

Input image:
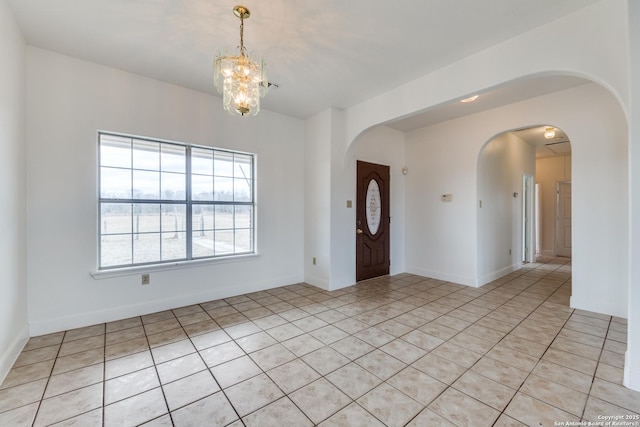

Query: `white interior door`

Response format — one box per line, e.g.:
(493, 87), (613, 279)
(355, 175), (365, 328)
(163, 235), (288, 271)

(556, 181), (572, 257)
(522, 174), (534, 262)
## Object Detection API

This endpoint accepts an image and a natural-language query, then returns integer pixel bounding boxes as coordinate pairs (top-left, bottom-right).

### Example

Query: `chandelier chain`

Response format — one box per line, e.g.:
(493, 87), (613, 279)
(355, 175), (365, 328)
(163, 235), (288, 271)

(239, 15), (245, 56)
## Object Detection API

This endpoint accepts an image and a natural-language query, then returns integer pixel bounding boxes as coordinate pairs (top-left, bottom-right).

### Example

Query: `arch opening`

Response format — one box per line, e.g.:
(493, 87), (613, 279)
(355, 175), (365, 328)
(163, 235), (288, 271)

(477, 125), (572, 286)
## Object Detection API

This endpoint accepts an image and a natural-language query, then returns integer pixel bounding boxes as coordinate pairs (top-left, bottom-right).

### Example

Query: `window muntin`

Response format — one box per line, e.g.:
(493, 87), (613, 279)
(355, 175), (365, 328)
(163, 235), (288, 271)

(99, 133), (255, 269)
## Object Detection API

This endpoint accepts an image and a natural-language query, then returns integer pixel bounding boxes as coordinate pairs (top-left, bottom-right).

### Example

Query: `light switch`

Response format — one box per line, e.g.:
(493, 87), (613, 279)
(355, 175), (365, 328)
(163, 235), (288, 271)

(441, 194), (453, 202)
(346, 200), (352, 208)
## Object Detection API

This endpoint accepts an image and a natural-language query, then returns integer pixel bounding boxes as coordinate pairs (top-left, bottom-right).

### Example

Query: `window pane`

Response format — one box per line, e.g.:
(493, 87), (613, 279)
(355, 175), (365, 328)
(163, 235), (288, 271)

(99, 134), (256, 268)
(101, 203), (132, 234)
(234, 154), (252, 180)
(214, 151), (234, 177)
(101, 167), (131, 199)
(192, 231), (214, 258)
(215, 230), (234, 255)
(214, 177), (233, 201)
(192, 205), (214, 232)
(192, 175), (213, 201)
(161, 172), (186, 200)
(234, 205), (253, 229)
(215, 205), (233, 230)
(133, 204), (160, 232)
(101, 234), (132, 267)
(235, 229), (252, 253)
(161, 204), (186, 233)
(133, 170), (160, 199)
(234, 178), (252, 202)
(133, 139), (159, 171)
(100, 135), (131, 168)
(133, 233), (160, 264)
(192, 148), (213, 175)
(162, 231), (186, 261)
(161, 144), (186, 173)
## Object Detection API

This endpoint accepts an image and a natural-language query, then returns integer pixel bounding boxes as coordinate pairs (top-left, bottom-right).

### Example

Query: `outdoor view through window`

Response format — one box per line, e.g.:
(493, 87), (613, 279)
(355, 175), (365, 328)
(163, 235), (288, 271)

(98, 133), (255, 269)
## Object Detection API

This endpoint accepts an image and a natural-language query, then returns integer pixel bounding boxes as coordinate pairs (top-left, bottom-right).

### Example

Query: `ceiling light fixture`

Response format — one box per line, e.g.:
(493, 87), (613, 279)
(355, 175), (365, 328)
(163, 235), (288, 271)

(460, 95), (479, 103)
(544, 127), (556, 139)
(214, 5), (268, 116)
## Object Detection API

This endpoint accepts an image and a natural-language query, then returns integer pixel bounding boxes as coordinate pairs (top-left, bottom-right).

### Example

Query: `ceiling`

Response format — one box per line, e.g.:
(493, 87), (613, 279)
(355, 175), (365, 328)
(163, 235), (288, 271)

(8, 0), (600, 120)
(511, 126), (572, 159)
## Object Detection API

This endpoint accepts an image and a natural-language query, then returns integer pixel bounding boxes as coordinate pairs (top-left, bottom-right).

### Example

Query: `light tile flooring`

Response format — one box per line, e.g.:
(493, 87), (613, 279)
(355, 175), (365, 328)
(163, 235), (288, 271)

(1, 257), (639, 426)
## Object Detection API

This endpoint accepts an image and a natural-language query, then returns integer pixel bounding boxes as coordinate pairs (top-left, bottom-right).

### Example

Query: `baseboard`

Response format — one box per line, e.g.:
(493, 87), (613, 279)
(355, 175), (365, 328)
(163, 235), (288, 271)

(405, 266), (475, 287)
(303, 274), (330, 291)
(478, 263), (522, 287)
(624, 351), (640, 392)
(0, 324), (29, 386)
(29, 274), (302, 336)
(570, 295), (627, 318)
(541, 249), (556, 257)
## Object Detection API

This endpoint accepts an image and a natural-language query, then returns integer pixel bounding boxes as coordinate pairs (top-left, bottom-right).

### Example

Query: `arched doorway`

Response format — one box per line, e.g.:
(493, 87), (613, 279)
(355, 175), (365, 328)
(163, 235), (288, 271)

(476, 125), (572, 284)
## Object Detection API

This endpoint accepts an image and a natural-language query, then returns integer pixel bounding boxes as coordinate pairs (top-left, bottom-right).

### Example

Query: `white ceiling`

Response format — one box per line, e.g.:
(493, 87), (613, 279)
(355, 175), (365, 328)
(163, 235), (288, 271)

(511, 126), (572, 159)
(8, 0), (600, 120)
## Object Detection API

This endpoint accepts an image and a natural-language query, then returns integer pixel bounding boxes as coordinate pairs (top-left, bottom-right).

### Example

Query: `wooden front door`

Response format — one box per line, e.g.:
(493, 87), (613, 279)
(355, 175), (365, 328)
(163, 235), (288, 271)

(356, 161), (390, 281)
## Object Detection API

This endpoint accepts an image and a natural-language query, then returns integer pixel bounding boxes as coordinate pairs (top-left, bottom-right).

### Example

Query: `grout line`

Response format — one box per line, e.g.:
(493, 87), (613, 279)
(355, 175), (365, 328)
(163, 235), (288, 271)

(6, 257), (633, 427)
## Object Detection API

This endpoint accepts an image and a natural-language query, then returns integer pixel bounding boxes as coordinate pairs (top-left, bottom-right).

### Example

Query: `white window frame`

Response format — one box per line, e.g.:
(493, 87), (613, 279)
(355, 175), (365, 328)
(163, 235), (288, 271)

(96, 132), (256, 272)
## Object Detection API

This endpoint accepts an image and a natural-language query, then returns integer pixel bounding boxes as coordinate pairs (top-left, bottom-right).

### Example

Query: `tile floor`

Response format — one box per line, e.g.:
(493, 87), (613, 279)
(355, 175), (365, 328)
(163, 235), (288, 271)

(1, 257), (639, 426)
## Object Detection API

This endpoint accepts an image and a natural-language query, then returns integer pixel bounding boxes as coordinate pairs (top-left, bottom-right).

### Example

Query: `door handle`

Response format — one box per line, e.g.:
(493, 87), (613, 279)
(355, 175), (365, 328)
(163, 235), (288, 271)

(356, 228), (363, 234)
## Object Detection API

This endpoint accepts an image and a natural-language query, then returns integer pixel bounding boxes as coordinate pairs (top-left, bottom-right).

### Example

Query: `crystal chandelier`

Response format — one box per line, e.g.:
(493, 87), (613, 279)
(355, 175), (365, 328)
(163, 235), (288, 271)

(214, 5), (268, 116)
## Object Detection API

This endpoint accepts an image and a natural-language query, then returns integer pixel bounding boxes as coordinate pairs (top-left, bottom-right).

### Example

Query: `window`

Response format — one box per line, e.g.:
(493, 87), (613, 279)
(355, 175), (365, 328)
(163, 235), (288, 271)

(98, 133), (255, 269)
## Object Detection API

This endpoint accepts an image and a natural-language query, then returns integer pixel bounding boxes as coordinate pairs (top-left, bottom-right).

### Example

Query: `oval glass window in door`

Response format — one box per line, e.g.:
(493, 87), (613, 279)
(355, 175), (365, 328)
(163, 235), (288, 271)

(366, 179), (381, 235)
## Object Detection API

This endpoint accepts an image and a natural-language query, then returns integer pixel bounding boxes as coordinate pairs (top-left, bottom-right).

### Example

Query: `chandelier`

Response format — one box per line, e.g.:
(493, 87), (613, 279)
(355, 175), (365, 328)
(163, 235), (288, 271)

(214, 5), (268, 116)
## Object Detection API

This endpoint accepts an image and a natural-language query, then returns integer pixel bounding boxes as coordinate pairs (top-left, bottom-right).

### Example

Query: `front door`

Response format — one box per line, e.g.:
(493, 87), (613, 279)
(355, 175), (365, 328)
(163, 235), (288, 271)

(356, 161), (390, 281)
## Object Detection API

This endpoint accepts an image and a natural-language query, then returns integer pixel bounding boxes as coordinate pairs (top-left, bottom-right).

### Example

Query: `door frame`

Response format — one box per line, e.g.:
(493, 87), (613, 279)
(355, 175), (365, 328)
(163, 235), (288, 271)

(522, 173), (535, 263)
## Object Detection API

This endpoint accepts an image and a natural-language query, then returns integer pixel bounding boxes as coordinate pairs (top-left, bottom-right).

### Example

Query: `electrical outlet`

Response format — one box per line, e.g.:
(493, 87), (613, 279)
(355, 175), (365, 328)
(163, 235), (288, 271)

(141, 274), (150, 285)
(312, 257), (317, 265)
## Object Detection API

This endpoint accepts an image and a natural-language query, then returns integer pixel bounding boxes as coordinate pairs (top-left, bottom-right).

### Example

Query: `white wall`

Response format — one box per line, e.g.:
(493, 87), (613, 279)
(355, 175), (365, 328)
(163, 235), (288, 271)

(404, 121), (479, 286)
(536, 155), (572, 256)
(625, 0), (640, 392)
(477, 133), (536, 284)
(26, 48), (305, 335)
(304, 110), (332, 289)
(403, 83), (627, 316)
(0, 0), (28, 383)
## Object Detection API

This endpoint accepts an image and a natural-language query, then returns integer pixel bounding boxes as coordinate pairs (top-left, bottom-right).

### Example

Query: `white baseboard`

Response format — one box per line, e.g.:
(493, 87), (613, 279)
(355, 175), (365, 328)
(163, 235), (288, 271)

(478, 263), (522, 287)
(624, 351), (640, 392)
(0, 324), (29, 386)
(29, 274), (302, 336)
(303, 273), (330, 291)
(405, 266), (475, 287)
(570, 295), (627, 318)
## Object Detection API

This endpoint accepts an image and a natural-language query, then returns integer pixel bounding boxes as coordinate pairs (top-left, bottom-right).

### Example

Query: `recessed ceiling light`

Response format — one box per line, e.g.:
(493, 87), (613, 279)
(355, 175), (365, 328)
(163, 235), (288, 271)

(544, 127), (556, 139)
(460, 95), (479, 103)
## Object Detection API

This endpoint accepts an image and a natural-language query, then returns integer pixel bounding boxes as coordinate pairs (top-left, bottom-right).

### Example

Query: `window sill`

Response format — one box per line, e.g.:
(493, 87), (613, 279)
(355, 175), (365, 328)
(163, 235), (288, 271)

(90, 253), (260, 280)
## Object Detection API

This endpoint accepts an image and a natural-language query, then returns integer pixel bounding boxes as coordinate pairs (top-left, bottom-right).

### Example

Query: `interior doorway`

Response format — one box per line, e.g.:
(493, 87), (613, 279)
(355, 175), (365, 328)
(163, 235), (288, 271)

(556, 181), (572, 257)
(356, 161), (390, 281)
